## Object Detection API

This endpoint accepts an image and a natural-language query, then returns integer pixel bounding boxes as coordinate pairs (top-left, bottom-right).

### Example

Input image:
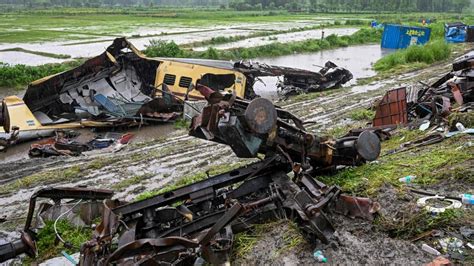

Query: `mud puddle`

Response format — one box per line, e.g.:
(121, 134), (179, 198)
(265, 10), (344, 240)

(254, 44), (394, 99)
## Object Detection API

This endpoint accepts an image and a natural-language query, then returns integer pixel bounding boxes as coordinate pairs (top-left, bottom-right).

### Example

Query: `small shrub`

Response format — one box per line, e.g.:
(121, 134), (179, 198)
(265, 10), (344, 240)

(144, 40), (186, 58)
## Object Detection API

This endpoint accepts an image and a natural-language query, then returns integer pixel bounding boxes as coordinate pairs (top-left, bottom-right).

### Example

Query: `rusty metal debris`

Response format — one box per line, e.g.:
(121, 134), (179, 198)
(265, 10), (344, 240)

(28, 130), (134, 157)
(0, 187), (113, 263)
(0, 85), (381, 264)
(0, 50), (368, 265)
(373, 53), (474, 127)
(234, 60), (353, 99)
(72, 85), (380, 265)
(0, 126), (19, 152)
(373, 87), (408, 127)
(0, 38), (354, 147)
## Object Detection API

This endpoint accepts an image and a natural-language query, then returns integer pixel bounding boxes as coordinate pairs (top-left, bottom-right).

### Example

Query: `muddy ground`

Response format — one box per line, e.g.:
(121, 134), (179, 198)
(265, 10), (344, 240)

(0, 47), (473, 265)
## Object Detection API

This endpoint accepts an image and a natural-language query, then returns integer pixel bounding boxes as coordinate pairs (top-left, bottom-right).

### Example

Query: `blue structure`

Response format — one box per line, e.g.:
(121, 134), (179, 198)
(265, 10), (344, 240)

(381, 24), (431, 49)
(445, 22), (467, 43)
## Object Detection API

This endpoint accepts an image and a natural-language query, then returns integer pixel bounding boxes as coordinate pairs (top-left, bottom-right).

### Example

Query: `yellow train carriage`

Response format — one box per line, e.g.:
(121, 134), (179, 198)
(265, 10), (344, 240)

(154, 58), (247, 100)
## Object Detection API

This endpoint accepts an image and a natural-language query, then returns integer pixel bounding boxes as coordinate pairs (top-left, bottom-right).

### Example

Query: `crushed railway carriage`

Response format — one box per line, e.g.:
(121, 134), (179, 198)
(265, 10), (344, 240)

(0, 38), (250, 142)
(0, 37), (352, 143)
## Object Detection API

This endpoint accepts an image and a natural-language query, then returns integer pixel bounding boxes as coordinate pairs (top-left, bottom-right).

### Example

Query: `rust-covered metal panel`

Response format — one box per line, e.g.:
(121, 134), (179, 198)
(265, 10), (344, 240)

(373, 87), (408, 126)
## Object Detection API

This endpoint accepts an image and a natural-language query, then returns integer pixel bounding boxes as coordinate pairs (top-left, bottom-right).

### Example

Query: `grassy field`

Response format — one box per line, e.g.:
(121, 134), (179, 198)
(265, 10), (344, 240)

(1, 8), (473, 43)
(0, 9), (333, 43)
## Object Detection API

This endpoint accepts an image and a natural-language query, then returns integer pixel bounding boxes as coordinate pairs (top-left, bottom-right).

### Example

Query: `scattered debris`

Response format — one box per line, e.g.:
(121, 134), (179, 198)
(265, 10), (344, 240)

(373, 52), (473, 128)
(416, 196), (462, 214)
(399, 175), (417, 183)
(0, 187), (113, 262)
(0, 84), (383, 264)
(0, 126), (19, 152)
(236, 60), (354, 99)
(460, 194), (474, 205)
(28, 130), (134, 157)
(460, 226), (474, 240)
(422, 243), (441, 256)
(439, 237), (464, 255)
(313, 249), (328, 263)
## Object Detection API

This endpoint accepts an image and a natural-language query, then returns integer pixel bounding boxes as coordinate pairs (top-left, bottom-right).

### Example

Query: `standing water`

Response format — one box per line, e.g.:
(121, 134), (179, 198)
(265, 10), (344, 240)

(253, 44), (393, 99)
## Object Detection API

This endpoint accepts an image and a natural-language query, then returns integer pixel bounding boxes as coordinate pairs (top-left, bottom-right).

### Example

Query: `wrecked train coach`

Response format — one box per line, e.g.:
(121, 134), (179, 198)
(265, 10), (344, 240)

(0, 37), (352, 147)
(0, 85), (381, 264)
(235, 60), (353, 99)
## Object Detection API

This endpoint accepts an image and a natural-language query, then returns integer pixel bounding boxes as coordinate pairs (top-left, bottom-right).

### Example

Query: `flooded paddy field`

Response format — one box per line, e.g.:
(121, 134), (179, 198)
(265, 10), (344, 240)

(0, 13), (363, 65)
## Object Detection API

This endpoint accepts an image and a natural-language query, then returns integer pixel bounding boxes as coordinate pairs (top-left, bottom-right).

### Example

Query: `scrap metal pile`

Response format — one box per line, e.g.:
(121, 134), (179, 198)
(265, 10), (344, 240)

(0, 85), (381, 265)
(373, 52), (473, 127)
(234, 60), (353, 99)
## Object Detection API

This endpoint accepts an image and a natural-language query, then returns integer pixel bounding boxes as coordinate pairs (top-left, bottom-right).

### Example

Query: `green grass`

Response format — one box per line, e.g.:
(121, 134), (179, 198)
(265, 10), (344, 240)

(32, 219), (92, 262)
(0, 157), (114, 195)
(377, 208), (468, 240)
(0, 166), (82, 195)
(319, 132), (474, 196)
(174, 118), (190, 129)
(233, 220), (305, 260)
(0, 9), (472, 44)
(349, 108), (375, 121)
(0, 60), (82, 89)
(182, 23), (340, 48)
(0, 9), (324, 43)
(112, 173), (153, 191)
(374, 39), (451, 72)
(145, 27), (382, 60)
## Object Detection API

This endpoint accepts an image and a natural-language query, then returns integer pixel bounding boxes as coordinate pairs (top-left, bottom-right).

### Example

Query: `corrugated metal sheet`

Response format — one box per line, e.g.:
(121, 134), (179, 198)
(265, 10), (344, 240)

(373, 87), (408, 126)
(406, 86), (421, 104)
(381, 24), (431, 49)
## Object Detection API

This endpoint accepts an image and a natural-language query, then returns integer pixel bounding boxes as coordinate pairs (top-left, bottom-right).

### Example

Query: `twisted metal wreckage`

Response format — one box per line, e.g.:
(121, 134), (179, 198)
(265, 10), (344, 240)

(0, 83), (382, 264)
(0, 37), (352, 151)
(373, 52), (474, 127)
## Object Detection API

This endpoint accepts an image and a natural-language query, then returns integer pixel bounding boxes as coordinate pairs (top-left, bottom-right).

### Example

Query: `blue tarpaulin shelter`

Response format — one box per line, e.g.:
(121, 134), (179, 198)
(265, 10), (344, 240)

(445, 22), (467, 43)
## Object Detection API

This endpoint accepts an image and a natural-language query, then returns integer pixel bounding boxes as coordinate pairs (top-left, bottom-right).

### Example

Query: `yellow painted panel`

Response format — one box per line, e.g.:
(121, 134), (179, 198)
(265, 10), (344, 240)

(155, 60), (246, 100)
(0, 96), (82, 134)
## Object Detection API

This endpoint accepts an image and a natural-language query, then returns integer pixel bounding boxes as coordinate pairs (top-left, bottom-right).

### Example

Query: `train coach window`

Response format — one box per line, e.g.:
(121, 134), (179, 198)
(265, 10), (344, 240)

(163, 74), (176, 86)
(200, 74), (235, 91)
(179, 76), (193, 88)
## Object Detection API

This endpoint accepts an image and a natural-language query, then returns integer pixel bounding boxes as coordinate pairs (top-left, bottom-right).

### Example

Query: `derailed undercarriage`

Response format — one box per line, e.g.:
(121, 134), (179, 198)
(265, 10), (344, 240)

(0, 85), (381, 264)
(82, 88), (380, 265)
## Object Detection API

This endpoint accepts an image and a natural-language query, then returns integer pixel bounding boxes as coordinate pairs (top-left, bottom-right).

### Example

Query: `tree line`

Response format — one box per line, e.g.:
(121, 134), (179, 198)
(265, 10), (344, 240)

(0, 0), (471, 12)
(230, 0), (471, 13)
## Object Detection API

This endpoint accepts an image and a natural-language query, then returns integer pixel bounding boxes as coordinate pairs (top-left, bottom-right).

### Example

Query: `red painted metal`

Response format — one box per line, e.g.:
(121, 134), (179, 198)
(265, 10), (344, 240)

(373, 87), (408, 126)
